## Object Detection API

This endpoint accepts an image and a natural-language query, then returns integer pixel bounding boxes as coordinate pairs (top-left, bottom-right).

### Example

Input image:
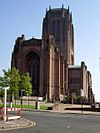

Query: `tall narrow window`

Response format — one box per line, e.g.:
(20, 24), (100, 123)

(26, 52), (40, 96)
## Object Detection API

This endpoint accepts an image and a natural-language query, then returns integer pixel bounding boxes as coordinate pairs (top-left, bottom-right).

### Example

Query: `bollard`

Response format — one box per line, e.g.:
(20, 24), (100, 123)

(35, 100), (40, 110)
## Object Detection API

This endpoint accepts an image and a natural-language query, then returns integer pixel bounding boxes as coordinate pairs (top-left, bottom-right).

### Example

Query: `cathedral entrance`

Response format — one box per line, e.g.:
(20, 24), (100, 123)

(26, 52), (40, 96)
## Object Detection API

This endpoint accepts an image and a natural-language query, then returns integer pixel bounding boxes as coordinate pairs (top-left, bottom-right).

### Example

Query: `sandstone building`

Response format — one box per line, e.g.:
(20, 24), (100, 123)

(12, 34), (68, 101)
(42, 5), (74, 64)
(11, 6), (94, 103)
(68, 62), (94, 103)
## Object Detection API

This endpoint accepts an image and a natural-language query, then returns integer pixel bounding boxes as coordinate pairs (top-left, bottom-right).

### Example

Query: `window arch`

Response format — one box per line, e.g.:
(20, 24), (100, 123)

(26, 51), (40, 96)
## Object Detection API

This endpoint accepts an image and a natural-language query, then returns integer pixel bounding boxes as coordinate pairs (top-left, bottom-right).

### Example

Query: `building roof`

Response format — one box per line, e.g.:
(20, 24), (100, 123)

(68, 65), (81, 69)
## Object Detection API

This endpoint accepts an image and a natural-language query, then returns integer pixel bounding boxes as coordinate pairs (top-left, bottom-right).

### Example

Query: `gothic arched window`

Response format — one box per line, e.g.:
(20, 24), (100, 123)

(26, 52), (40, 96)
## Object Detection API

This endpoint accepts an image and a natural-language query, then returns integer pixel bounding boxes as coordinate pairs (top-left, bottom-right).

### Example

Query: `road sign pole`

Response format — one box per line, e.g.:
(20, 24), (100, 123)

(4, 88), (7, 121)
(3, 87), (9, 121)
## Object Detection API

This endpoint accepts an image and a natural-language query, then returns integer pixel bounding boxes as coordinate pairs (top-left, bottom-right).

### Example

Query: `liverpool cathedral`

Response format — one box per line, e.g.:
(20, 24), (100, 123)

(11, 6), (94, 103)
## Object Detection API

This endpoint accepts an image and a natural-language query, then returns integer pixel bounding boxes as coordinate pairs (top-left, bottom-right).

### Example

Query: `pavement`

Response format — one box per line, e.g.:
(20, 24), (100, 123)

(51, 110), (100, 116)
(0, 118), (35, 131)
(0, 103), (100, 131)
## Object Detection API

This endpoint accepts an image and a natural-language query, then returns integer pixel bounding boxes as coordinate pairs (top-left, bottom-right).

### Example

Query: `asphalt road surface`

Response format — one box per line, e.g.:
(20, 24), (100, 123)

(2, 111), (100, 133)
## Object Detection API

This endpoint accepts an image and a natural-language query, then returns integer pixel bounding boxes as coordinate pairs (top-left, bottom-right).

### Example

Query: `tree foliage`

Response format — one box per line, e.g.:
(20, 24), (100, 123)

(0, 67), (32, 101)
(9, 67), (20, 96)
(19, 72), (32, 96)
(0, 70), (10, 88)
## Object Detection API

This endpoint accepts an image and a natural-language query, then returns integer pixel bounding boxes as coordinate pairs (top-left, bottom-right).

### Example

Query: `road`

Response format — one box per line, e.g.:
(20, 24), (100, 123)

(2, 111), (100, 133)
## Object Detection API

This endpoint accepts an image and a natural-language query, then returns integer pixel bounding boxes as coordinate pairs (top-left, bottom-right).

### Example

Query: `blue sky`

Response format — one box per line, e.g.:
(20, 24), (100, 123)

(0, 0), (100, 101)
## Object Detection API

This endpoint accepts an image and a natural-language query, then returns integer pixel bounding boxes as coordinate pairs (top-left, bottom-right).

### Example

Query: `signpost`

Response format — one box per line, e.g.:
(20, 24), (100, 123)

(3, 87), (9, 121)
(35, 97), (43, 110)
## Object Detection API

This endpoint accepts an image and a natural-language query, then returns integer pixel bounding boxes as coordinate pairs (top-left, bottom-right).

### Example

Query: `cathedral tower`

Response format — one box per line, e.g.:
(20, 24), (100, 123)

(42, 6), (74, 65)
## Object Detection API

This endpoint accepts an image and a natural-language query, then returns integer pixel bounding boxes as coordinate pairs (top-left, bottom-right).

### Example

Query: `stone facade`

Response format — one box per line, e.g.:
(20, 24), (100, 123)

(11, 34), (68, 101)
(42, 6), (74, 65)
(68, 62), (94, 103)
(11, 6), (94, 103)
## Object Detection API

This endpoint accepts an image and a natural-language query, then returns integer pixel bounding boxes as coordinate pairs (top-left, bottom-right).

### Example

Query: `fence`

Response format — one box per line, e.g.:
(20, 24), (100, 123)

(0, 107), (21, 121)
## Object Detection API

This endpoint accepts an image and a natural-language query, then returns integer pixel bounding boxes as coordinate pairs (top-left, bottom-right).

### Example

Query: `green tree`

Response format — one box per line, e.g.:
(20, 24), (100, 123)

(0, 67), (20, 104)
(0, 70), (10, 88)
(0, 89), (4, 103)
(0, 68), (32, 106)
(0, 71), (10, 103)
(19, 72), (32, 106)
(9, 67), (20, 100)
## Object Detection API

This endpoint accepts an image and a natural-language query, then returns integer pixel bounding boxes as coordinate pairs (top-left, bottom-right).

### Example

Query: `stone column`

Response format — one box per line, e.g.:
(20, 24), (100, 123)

(54, 49), (59, 101)
(66, 63), (69, 98)
(59, 54), (63, 101)
(49, 45), (54, 101)
(63, 58), (65, 100)
(39, 51), (44, 97)
(58, 52), (61, 99)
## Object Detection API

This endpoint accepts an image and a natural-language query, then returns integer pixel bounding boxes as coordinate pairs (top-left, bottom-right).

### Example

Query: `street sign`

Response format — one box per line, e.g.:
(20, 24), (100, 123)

(38, 97), (43, 101)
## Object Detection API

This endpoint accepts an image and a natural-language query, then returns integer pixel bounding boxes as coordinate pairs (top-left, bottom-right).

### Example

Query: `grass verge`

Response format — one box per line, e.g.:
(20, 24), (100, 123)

(0, 103), (48, 110)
